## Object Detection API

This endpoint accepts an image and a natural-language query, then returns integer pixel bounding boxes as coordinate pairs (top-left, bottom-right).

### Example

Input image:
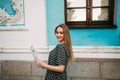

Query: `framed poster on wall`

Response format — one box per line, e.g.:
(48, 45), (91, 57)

(0, 0), (26, 31)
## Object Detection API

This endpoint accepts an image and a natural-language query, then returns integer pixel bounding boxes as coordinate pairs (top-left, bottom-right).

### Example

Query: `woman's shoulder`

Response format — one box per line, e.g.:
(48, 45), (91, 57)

(57, 44), (69, 56)
(57, 44), (69, 52)
(57, 44), (67, 48)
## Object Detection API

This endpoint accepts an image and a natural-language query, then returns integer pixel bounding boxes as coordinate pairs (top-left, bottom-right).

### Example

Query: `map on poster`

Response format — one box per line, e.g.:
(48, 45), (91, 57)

(0, 0), (25, 27)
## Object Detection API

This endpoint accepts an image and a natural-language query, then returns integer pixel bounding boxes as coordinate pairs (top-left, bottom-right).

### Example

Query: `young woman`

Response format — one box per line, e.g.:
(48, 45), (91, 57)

(34, 24), (74, 80)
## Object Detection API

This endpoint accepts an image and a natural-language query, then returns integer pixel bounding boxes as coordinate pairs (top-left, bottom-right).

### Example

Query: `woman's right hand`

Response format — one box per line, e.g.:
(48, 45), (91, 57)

(34, 58), (45, 69)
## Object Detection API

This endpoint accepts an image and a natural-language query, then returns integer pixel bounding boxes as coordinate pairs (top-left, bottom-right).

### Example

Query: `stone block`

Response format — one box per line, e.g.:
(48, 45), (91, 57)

(41, 77), (45, 80)
(0, 61), (1, 75)
(67, 61), (100, 78)
(71, 78), (106, 80)
(67, 78), (72, 80)
(2, 61), (32, 76)
(101, 62), (120, 79)
(0, 76), (9, 80)
(10, 76), (41, 80)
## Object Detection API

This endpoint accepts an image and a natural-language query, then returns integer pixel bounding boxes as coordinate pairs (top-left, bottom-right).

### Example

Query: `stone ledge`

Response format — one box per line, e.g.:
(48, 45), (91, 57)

(0, 46), (120, 53)
(0, 46), (120, 61)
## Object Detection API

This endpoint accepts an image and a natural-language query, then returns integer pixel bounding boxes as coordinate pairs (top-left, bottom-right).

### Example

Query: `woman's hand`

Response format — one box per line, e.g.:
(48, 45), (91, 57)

(34, 58), (65, 72)
(34, 58), (45, 68)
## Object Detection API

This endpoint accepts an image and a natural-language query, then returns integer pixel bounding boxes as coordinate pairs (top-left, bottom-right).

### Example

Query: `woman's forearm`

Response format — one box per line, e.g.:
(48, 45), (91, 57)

(35, 58), (65, 72)
(43, 63), (65, 72)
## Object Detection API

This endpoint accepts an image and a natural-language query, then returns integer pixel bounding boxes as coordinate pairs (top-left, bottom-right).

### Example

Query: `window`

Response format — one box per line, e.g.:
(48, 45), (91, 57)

(65, 0), (116, 28)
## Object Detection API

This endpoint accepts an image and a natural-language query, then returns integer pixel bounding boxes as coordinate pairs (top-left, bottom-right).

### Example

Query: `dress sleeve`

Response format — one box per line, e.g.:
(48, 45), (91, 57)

(56, 45), (69, 65)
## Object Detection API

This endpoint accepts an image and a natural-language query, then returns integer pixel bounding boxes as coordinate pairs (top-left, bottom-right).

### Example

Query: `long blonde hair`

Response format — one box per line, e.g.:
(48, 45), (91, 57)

(55, 24), (74, 60)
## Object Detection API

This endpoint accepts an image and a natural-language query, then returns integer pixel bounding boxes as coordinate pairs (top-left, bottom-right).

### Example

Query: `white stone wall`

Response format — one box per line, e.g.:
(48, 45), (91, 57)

(0, 0), (47, 48)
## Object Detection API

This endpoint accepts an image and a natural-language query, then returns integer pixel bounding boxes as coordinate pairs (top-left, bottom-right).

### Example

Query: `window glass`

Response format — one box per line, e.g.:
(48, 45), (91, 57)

(92, 8), (109, 21)
(67, 9), (86, 21)
(67, 0), (86, 7)
(92, 0), (109, 7)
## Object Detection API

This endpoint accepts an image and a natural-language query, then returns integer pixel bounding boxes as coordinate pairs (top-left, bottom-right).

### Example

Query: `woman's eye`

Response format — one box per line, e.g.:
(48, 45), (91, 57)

(56, 32), (58, 34)
(60, 32), (63, 34)
(56, 31), (63, 34)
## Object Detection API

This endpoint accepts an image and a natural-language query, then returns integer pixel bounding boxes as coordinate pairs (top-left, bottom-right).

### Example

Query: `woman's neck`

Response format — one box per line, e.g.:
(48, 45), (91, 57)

(59, 41), (65, 44)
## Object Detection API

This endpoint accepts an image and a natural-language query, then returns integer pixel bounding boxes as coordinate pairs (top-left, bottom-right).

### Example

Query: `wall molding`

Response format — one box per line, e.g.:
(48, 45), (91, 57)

(0, 46), (120, 53)
(0, 46), (120, 60)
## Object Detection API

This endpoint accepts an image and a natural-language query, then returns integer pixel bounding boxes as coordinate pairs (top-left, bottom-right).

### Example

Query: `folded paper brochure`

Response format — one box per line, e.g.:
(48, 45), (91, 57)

(31, 47), (38, 58)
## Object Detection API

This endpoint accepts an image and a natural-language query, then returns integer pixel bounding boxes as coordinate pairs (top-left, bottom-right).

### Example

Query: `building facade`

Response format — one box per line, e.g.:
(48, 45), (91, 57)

(0, 0), (120, 80)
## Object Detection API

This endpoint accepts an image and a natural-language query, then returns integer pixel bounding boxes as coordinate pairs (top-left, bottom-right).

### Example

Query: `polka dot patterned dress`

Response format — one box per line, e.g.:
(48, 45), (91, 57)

(45, 44), (69, 80)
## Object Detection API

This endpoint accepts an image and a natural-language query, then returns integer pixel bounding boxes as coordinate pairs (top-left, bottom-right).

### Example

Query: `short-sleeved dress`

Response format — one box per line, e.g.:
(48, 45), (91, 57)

(45, 44), (69, 80)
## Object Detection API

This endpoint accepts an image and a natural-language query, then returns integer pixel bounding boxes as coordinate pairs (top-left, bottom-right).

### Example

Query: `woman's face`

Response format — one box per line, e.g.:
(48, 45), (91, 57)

(55, 27), (64, 43)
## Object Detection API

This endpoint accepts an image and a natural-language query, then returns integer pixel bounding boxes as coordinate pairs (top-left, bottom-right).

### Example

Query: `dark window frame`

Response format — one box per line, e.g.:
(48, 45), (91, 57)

(64, 0), (116, 28)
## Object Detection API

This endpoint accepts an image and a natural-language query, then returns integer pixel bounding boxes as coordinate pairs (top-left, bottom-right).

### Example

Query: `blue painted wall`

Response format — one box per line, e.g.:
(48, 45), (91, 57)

(46, 0), (120, 46)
